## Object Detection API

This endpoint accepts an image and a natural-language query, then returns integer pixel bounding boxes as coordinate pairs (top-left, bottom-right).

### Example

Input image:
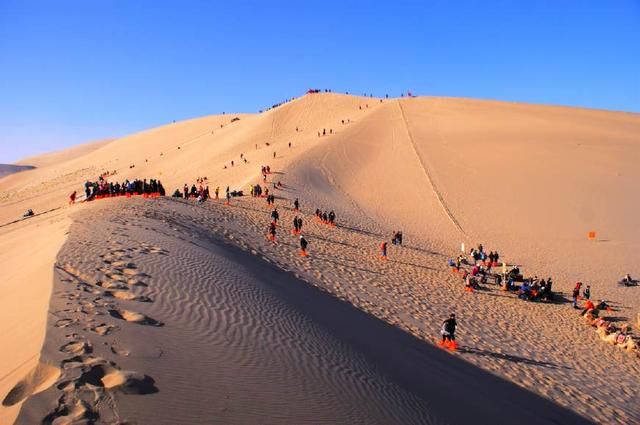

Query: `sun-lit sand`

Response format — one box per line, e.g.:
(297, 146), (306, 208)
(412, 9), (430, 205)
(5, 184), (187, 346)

(1, 93), (639, 424)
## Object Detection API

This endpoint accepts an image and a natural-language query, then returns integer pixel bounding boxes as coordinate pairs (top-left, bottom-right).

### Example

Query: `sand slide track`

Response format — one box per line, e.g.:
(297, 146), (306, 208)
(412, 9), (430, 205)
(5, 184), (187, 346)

(397, 99), (466, 235)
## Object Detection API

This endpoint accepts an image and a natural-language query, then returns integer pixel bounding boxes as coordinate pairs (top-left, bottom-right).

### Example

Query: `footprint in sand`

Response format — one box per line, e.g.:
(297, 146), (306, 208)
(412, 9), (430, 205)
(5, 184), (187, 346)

(50, 357), (157, 423)
(55, 318), (75, 328)
(60, 340), (93, 355)
(104, 290), (152, 303)
(122, 267), (139, 276)
(2, 362), (60, 407)
(127, 278), (148, 287)
(86, 323), (118, 336)
(107, 272), (128, 282)
(110, 343), (130, 357)
(108, 309), (163, 326)
(43, 399), (93, 424)
(97, 280), (128, 290)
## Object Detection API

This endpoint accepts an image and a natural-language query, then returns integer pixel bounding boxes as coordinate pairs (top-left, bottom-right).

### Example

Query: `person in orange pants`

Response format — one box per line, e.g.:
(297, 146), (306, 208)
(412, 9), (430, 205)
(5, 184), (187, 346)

(292, 216), (302, 235)
(299, 235), (309, 257)
(439, 313), (458, 350)
(267, 222), (276, 242)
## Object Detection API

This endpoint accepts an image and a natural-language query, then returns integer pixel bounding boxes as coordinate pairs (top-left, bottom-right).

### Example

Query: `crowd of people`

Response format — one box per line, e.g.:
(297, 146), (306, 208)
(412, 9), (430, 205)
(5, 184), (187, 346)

(317, 128), (334, 137)
(445, 241), (639, 357)
(314, 209), (336, 226)
(80, 177), (165, 201)
(447, 244), (557, 299)
(580, 296), (638, 357)
(173, 183), (211, 202)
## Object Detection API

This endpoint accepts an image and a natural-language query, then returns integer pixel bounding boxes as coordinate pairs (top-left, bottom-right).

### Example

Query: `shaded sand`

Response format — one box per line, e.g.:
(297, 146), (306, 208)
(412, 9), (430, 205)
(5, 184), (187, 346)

(1, 93), (639, 424)
(14, 200), (587, 424)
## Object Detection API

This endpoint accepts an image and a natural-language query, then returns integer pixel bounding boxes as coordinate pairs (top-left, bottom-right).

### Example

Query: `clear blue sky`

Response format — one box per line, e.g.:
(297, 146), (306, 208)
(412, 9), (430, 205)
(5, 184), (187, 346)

(1, 1), (638, 163)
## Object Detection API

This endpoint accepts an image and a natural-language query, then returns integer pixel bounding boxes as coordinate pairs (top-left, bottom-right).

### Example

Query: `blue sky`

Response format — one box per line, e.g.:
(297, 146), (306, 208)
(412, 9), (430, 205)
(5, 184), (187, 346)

(1, 1), (638, 163)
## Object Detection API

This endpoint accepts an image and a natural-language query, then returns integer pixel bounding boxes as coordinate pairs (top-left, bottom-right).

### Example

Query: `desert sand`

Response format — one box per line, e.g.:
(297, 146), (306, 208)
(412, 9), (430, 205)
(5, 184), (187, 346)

(1, 92), (639, 424)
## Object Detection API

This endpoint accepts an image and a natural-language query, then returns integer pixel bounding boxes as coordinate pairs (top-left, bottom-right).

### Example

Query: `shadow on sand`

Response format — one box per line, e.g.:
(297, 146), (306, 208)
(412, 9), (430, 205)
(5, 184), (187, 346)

(217, 235), (593, 425)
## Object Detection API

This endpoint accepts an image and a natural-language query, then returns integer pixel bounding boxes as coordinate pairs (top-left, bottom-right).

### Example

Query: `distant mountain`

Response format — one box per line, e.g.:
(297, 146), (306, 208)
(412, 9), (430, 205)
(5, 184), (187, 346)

(0, 164), (35, 179)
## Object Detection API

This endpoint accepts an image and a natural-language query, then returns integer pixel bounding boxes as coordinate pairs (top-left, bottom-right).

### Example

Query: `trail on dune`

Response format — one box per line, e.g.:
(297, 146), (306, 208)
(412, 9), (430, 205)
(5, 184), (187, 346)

(397, 99), (466, 236)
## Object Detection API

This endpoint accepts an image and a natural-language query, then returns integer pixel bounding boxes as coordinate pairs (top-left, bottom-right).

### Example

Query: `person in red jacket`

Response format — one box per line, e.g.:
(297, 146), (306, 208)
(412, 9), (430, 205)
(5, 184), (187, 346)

(380, 241), (388, 260)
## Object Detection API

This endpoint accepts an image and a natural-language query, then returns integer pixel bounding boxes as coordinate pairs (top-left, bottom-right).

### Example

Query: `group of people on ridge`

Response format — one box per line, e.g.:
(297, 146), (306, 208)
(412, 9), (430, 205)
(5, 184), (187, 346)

(79, 177), (165, 202)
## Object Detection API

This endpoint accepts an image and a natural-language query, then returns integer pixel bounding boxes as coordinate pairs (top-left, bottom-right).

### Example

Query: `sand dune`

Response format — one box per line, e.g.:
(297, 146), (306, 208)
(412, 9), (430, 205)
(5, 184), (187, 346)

(1, 92), (639, 424)
(14, 139), (114, 168)
(15, 199), (587, 425)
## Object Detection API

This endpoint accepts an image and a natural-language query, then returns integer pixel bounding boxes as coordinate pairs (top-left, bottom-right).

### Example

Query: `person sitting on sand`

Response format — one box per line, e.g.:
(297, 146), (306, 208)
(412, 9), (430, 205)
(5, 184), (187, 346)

(464, 273), (475, 290)
(23, 209), (34, 217)
(581, 299), (596, 316)
(519, 280), (531, 300)
(530, 280), (540, 299)
(455, 255), (462, 271)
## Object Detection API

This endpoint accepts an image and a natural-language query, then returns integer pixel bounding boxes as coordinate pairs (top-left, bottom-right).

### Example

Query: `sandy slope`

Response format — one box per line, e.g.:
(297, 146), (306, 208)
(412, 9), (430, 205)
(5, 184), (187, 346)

(15, 139), (115, 168)
(1, 93), (639, 424)
(14, 199), (588, 425)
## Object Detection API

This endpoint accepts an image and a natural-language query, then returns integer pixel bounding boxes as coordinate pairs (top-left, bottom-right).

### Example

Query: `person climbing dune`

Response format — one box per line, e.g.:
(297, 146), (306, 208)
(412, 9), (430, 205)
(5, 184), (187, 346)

(299, 235), (309, 257)
(439, 313), (458, 350)
(380, 241), (388, 260)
